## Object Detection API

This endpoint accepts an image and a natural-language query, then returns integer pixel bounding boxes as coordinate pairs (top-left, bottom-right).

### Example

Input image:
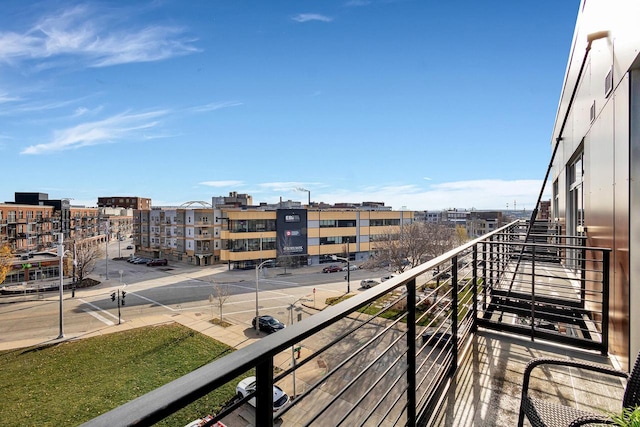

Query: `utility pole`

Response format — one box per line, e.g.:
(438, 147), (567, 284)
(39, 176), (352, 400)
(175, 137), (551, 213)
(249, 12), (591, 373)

(56, 233), (64, 339)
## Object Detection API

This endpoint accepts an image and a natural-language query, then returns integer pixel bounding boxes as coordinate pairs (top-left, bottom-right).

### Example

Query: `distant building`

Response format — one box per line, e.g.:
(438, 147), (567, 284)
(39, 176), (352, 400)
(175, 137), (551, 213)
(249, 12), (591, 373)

(98, 196), (151, 210)
(134, 195), (413, 268)
(415, 208), (503, 239)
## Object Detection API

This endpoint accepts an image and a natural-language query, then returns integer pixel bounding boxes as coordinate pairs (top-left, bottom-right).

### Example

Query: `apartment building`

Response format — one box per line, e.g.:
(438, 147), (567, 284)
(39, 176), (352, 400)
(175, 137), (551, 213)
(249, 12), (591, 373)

(134, 198), (414, 269)
(98, 196), (151, 210)
(414, 208), (504, 239)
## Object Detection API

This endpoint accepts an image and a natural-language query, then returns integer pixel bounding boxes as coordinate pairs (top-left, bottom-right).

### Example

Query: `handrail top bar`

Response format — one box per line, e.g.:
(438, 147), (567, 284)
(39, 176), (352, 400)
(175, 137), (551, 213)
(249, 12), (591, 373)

(486, 240), (611, 253)
(84, 219), (607, 426)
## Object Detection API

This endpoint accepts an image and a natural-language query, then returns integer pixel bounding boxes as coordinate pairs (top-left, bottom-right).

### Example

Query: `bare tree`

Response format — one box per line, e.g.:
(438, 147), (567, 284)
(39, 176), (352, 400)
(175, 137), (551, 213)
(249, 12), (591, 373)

(211, 282), (231, 321)
(363, 222), (457, 273)
(0, 243), (13, 285)
(74, 242), (103, 286)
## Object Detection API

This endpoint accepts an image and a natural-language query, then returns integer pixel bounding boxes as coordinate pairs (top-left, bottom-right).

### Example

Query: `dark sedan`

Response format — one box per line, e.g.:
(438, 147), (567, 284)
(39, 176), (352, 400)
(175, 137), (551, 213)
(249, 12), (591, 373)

(252, 315), (285, 333)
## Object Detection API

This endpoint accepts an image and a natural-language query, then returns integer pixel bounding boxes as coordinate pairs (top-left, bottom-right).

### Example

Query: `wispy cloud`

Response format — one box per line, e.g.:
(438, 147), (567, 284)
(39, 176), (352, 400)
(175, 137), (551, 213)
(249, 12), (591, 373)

(0, 92), (21, 104)
(0, 4), (200, 69)
(199, 180), (245, 188)
(291, 14), (333, 23)
(259, 182), (324, 193)
(345, 0), (372, 6)
(301, 179), (547, 211)
(20, 109), (167, 155)
(188, 101), (243, 113)
(71, 105), (104, 118)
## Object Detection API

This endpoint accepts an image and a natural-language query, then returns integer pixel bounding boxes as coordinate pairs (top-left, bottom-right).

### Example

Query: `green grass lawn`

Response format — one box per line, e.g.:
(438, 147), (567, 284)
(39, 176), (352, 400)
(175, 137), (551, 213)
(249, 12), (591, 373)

(0, 324), (247, 427)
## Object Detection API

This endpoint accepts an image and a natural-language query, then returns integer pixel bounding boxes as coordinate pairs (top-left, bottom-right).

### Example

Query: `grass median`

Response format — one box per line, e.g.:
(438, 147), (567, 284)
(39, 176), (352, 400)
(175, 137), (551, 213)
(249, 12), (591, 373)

(0, 323), (246, 427)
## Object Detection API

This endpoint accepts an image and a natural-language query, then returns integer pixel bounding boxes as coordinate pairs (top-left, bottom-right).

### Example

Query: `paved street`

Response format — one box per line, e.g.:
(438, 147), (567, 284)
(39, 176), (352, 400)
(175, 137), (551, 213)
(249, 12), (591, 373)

(0, 239), (389, 350)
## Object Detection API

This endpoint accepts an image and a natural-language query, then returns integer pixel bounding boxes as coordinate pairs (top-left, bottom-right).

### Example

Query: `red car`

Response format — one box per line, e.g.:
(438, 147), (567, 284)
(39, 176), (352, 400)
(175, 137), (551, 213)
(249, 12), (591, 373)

(147, 258), (168, 266)
(322, 264), (341, 273)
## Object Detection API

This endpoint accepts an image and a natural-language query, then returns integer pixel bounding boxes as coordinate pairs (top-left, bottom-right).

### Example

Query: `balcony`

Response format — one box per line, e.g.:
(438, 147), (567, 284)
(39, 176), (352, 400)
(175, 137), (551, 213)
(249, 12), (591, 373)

(84, 220), (618, 427)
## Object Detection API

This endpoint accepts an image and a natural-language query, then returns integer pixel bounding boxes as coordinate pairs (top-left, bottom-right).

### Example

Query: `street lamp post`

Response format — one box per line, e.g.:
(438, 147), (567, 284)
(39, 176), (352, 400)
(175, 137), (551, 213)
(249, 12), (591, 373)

(331, 253), (350, 293)
(57, 233), (64, 339)
(104, 220), (110, 280)
(255, 259), (274, 331)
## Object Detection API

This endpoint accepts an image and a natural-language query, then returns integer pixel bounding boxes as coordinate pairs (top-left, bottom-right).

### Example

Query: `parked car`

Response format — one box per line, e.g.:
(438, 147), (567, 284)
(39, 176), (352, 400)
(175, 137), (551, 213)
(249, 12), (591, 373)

(433, 270), (451, 279)
(381, 274), (397, 282)
(132, 257), (151, 264)
(252, 315), (285, 333)
(360, 279), (380, 289)
(322, 264), (342, 273)
(341, 264), (358, 271)
(421, 330), (453, 348)
(236, 376), (290, 414)
(126, 245), (134, 250)
(147, 258), (168, 266)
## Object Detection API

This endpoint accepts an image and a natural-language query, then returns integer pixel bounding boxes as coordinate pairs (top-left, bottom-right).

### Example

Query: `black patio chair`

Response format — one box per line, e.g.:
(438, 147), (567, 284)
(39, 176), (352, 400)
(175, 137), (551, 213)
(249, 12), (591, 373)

(517, 352), (640, 427)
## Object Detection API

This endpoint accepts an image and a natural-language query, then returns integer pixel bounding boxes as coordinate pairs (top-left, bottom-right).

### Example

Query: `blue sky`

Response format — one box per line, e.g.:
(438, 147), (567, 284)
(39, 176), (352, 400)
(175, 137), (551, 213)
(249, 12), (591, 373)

(0, 0), (579, 211)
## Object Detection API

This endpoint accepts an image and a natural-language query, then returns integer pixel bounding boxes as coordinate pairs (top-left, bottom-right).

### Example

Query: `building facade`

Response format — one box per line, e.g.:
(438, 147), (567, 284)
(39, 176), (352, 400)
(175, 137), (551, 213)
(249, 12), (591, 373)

(134, 200), (414, 269)
(550, 0), (640, 369)
(98, 196), (151, 210)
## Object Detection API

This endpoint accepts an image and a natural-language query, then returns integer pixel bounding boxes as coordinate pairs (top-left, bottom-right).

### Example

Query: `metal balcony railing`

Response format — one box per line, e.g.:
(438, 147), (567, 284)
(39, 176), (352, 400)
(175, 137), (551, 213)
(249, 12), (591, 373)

(82, 220), (610, 427)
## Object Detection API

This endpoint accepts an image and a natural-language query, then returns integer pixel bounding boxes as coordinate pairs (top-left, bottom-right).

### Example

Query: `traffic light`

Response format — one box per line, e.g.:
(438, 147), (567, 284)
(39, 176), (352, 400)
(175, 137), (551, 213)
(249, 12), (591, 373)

(110, 292), (116, 301)
(121, 291), (126, 306)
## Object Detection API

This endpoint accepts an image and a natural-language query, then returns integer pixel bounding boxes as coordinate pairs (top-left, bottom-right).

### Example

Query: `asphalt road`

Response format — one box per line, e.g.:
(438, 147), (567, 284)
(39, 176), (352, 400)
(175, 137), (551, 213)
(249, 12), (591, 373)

(0, 239), (391, 348)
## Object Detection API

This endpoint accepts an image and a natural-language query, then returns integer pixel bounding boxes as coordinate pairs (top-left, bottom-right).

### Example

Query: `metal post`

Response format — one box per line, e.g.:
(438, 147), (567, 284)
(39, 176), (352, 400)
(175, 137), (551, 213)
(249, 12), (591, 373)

(346, 238), (350, 293)
(601, 249), (610, 355)
(472, 245), (478, 332)
(289, 303), (297, 399)
(406, 278), (416, 425)
(105, 220), (109, 280)
(451, 256), (458, 373)
(255, 264), (259, 331)
(57, 233), (64, 339)
(255, 259), (274, 332)
(256, 359), (274, 427)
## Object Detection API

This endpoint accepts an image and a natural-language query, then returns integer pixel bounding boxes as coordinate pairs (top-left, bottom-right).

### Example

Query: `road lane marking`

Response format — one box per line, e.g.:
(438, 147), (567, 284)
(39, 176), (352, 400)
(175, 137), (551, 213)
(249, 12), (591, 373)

(132, 292), (177, 312)
(79, 299), (120, 321)
(82, 308), (115, 326)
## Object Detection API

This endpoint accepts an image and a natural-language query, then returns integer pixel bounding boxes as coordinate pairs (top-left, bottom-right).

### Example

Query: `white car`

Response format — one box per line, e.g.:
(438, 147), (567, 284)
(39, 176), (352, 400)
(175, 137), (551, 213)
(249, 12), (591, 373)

(341, 264), (358, 271)
(360, 279), (380, 288)
(236, 376), (290, 414)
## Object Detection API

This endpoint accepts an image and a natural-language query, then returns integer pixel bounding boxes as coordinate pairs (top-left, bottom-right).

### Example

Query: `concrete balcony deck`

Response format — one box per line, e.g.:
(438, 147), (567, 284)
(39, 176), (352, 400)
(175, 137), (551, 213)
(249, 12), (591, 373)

(434, 330), (624, 426)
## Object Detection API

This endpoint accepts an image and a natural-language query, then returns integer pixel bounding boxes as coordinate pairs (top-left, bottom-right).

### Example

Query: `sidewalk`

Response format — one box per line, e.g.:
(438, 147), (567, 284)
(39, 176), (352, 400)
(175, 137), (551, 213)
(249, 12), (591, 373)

(0, 286), (335, 353)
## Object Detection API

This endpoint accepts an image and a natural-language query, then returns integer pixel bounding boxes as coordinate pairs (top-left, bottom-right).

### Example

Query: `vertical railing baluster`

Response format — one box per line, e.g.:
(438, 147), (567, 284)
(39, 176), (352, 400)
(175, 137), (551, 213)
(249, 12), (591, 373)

(472, 245), (478, 332)
(602, 249), (610, 355)
(580, 237), (587, 309)
(530, 244), (536, 341)
(256, 358), (274, 427)
(451, 256), (458, 374)
(407, 278), (417, 426)
(482, 242), (487, 311)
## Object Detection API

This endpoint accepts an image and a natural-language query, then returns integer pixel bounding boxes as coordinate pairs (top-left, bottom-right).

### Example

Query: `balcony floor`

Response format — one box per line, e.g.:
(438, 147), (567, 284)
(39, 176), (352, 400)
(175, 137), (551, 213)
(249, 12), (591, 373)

(433, 330), (625, 426)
